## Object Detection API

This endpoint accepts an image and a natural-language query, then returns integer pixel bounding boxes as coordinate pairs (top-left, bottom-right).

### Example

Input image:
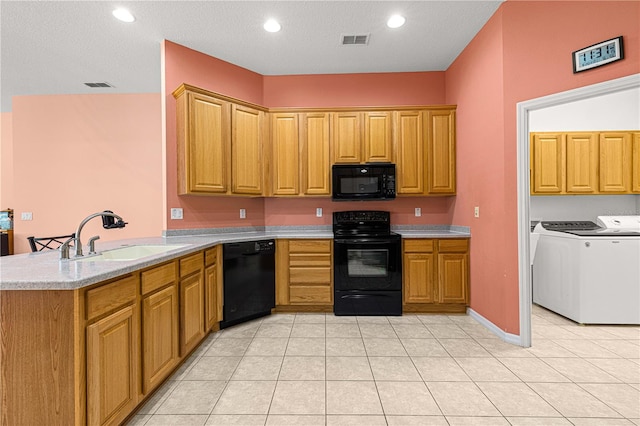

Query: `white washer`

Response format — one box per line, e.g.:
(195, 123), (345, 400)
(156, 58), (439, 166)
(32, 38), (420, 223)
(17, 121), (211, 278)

(533, 216), (640, 325)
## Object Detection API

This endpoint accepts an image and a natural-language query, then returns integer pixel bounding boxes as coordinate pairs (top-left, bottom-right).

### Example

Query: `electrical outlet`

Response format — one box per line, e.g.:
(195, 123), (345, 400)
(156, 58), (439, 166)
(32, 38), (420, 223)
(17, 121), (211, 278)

(240, 209), (246, 219)
(170, 208), (183, 220)
(21, 212), (33, 221)
(474, 206), (480, 218)
(316, 208), (323, 218)
(415, 208), (421, 217)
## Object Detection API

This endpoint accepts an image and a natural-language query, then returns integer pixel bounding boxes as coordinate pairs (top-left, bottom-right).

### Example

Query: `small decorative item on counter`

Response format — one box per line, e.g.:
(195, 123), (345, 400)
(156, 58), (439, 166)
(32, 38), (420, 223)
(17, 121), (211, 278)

(0, 209), (13, 230)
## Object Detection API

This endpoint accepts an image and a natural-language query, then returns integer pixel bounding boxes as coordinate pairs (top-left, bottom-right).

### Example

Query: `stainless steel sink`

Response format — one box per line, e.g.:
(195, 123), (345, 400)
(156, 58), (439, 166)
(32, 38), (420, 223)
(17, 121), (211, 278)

(75, 244), (187, 262)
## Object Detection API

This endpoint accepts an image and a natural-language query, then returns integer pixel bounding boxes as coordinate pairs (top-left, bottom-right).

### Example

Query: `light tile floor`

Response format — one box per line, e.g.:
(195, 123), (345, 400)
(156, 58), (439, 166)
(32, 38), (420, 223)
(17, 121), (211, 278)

(127, 305), (640, 426)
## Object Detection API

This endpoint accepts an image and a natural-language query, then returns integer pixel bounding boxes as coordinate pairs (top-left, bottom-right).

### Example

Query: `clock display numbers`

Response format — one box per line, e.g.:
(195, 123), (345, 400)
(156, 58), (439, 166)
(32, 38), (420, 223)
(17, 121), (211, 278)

(573, 36), (624, 73)
(578, 42), (617, 67)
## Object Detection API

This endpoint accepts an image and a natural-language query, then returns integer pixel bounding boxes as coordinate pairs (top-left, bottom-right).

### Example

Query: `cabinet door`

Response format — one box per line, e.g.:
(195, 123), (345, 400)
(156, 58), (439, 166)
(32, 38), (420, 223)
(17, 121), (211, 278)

(87, 304), (138, 426)
(180, 272), (205, 356)
(425, 110), (456, 194)
(600, 132), (632, 193)
(566, 132), (598, 193)
(271, 113), (300, 195)
(633, 133), (640, 193)
(142, 285), (179, 394)
(403, 253), (436, 303)
(232, 104), (264, 194)
(180, 91), (230, 194)
(364, 112), (393, 163)
(205, 263), (218, 330)
(332, 112), (362, 163)
(301, 113), (331, 195)
(395, 111), (425, 194)
(437, 253), (469, 304)
(531, 133), (564, 194)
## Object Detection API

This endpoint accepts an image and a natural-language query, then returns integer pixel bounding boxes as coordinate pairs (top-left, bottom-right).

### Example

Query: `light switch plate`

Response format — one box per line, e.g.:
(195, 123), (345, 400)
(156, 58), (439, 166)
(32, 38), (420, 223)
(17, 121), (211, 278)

(415, 208), (421, 217)
(474, 206), (480, 218)
(170, 208), (183, 220)
(316, 208), (323, 218)
(21, 212), (33, 221)
(240, 209), (246, 219)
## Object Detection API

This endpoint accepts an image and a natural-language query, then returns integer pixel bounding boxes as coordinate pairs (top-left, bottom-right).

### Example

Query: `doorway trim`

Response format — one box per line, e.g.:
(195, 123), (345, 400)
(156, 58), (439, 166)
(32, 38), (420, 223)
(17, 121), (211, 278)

(516, 73), (640, 347)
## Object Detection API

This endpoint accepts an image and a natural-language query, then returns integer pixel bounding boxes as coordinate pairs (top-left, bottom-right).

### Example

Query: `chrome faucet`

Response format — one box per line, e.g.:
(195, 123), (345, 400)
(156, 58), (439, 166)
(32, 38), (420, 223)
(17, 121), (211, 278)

(74, 210), (127, 257)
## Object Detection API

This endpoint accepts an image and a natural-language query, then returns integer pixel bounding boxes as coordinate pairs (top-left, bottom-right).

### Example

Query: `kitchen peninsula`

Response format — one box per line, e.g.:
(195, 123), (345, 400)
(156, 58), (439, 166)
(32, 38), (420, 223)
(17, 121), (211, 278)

(1, 226), (469, 426)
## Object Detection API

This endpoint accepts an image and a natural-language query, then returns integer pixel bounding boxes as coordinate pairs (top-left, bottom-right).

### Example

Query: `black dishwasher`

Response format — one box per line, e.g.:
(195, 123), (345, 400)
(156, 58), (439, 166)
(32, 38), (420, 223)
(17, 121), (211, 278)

(221, 240), (276, 329)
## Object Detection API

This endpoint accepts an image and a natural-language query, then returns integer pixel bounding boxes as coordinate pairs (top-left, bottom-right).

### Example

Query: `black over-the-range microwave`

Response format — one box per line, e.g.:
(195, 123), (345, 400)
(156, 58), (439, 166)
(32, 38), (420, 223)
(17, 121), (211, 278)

(332, 163), (396, 201)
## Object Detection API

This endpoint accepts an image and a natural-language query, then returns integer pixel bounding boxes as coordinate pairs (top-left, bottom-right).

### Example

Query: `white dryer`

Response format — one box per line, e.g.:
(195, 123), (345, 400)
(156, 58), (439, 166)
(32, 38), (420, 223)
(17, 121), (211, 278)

(532, 216), (640, 325)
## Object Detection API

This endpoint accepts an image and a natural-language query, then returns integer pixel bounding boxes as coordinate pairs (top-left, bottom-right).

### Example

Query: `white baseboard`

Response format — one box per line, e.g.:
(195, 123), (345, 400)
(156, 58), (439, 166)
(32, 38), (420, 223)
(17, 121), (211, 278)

(467, 308), (524, 347)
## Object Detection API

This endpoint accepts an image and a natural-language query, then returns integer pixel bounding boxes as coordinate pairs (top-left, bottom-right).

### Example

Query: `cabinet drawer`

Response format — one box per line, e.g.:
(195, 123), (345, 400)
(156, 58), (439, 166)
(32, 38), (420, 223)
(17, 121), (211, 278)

(290, 267), (331, 284)
(289, 253), (331, 267)
(141, 261), (177, 295)
(289, 240), (331, 253)
(403, 239), (434, 253)
(205, 247), (217, 267)
(180, 252), (203, 277)
(438, 239), (469, 253)
(86, 275), (137, 321)
(290, 286), (332, 304)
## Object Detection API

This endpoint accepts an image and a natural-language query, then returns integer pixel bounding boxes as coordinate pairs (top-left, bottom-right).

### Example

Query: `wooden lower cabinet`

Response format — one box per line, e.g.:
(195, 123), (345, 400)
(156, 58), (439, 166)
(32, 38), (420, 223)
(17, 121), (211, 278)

(403, 238), (469, 312)
(204, 246), (223, 331)
(87, 304), (139, 426)
(0, 248), (222, 426)
(275, 239), (333, 311)
(142, 285), (179, 394)
(179, 273), (205, 355)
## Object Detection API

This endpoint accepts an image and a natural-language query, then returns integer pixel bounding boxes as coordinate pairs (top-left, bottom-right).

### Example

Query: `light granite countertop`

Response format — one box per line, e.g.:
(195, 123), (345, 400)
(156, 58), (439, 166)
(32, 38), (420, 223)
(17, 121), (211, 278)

(0, 226), (469, 290)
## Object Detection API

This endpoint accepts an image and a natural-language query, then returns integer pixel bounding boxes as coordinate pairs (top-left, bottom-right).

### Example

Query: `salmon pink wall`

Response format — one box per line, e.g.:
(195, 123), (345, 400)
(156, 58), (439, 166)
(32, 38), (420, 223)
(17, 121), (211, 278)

(447, 1), (640, 334)
(446, 9), (508, 332)
(10, 94), (163, 254)
(163, 40), (266, 231)
(1, 112), (14, 209)
(263, 72), (445, 108)
(164, 40), (454, 230)
(264, 197), (455, 227)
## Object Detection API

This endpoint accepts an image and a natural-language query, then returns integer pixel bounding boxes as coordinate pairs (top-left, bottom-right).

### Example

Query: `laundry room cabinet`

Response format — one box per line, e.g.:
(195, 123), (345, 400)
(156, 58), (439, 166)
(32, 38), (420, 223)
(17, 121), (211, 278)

(530, 130), (640, 195)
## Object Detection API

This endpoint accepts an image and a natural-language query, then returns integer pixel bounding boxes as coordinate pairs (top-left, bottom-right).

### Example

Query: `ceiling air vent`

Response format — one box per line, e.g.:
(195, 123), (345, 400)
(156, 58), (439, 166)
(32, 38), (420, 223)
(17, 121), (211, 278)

(341, 34), (370, 45)
(84, 82), (113, 88)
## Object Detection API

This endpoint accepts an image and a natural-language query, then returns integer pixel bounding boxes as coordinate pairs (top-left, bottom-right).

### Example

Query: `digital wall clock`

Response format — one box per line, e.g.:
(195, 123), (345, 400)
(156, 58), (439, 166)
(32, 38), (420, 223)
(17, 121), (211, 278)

(572, 36), (624, 73)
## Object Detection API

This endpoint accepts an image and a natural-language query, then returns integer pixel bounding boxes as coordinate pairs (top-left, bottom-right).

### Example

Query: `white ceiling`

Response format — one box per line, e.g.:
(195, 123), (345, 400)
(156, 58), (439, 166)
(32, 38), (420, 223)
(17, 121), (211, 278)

(0, 1), (504, 112)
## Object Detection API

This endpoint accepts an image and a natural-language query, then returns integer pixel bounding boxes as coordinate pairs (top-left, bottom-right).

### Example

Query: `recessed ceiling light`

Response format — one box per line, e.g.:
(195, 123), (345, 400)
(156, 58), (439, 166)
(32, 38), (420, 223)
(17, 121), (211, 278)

(263, 19), (281, 33)
(113, 8), (135, 23)
(387, 14), (406, 28)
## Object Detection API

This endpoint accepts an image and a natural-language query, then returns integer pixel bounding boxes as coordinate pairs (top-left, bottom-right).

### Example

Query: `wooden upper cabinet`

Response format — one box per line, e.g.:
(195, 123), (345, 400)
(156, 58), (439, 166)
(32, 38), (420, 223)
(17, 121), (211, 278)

(600, 132), (632, 193)
(394, 111), (424, 195)
(176, 90), (230, 195)
(232, 104), (265, 195)
(301, 113), (331, 195)
(271, 113), (300, 196)
(425, 109), (456, 194)
(332, 112), (362, 163)
(363, 111), (393, 163)
(565, 132), (598, 193)
(633, 133), (640, 193)
(531, 133), (564, 194)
